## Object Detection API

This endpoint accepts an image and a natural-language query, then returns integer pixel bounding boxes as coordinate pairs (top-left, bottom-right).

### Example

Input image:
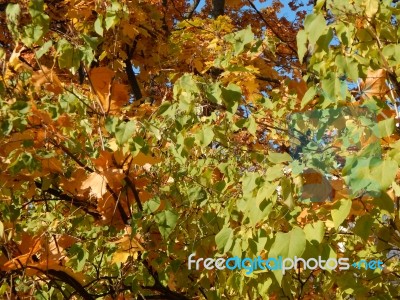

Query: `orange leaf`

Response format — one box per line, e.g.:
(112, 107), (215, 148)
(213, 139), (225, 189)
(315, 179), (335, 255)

(131, 152), (162, 166)
(89, 67), (115, 110)
(110, 83), (129, 112)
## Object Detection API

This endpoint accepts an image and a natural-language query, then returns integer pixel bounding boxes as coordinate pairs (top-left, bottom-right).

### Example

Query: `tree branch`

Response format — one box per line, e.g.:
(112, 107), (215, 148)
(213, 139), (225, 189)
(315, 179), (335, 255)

(125, 42), (143, 102)
(34, 181), (101, 219)
(255, 74), (281, 84)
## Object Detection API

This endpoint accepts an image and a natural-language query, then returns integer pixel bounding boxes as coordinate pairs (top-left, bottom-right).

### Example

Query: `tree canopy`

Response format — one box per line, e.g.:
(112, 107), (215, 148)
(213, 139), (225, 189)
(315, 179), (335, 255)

(1, 0), (400, 298)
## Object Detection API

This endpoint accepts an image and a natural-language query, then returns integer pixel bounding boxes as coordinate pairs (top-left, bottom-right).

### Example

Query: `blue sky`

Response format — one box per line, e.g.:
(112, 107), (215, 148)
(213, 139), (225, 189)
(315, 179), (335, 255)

(192, 0), (312, 22)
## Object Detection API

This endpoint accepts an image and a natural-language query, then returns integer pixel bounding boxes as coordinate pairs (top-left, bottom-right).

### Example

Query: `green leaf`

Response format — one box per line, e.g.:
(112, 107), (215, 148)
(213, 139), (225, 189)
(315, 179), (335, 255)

(303, 221), (325, 243)
(188, 186), (207, 203)
(105, 116), (119, 133)
(115, 120), (136, 145)
(296, 29), (307, 63)
(80, 45), (95, 66)
(94, 15), (104, 36)
(11, 101), (29, 114)
(373, 191), (394, 213)
(22, 25), (43, 46)
(221, 83), (241, 113)
(6, 3), (20, 23)
(269, 227), (306, 259)
(370, 159), (398, 191)
(21, 0), (49, 46)
(304, 14), (327, 45)
(224, 26), (254, 55)
(155, 210), (178, 239)
(267, 152), (292, 164)
(6, 3), (21, 37)
(215, 226), (233, 253)
(68, 244), (88, 272)
(0, 119), (12, 137)
(36, 40), (52, 59)
(143, 197), (161, 214)
(82, 34), (102, 50)
(256, 183), (276, 202)
(365, 0), (379, 18)
(375, 118), (394, 138)
(205, 82), (222, 104)
(382, 44), (400, 67)
(241, 171), (259, 196)
(57, 39), (83, 73)
(268, 227), (306, 283)
(331, 199), (352, 229)
(196, 126), (214, 147)
(353, 215), (373, 241)
(300, 86), (316, 109)
(105, 1), (122, 30)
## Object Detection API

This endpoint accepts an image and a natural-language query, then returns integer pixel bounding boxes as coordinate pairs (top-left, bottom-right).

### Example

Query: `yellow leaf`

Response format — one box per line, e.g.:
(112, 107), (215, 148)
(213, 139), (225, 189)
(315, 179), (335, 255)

(111, 235), (144, 264)
(112, 251), (131, 264)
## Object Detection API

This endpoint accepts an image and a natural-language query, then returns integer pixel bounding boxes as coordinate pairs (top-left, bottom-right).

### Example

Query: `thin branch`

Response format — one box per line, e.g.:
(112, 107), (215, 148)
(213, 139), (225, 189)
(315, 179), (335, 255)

(49, 139), (93, 173)
(34, 181), (101, 219)
(185, 0), (201, 19)
(125, 177), (144, 212)
(255, 74), (281, 84)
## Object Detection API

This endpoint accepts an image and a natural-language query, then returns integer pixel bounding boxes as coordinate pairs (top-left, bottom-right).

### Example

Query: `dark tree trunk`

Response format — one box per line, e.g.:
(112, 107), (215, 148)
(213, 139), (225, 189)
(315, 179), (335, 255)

(211, 0), (225, 18)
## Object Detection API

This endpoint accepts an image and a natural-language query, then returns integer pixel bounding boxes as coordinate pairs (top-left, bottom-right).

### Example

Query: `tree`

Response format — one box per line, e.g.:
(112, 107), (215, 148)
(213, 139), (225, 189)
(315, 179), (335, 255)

(0, 0), (400, 298)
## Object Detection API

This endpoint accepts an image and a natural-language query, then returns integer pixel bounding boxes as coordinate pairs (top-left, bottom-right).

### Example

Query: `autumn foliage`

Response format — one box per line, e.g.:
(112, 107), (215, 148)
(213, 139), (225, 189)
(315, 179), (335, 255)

(1, 0), (400, 299)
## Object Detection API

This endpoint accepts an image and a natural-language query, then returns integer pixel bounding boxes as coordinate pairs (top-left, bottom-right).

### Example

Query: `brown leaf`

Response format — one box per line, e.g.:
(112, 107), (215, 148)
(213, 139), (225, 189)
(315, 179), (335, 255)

(360, 69), (389, 100)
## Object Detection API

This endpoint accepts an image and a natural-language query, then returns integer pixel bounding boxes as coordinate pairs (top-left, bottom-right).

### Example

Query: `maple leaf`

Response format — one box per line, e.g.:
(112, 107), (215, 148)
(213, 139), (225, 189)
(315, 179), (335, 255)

(89, 67), (115, 110)
(360, 69), (389, 100)
(81, 172), (108, 198)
